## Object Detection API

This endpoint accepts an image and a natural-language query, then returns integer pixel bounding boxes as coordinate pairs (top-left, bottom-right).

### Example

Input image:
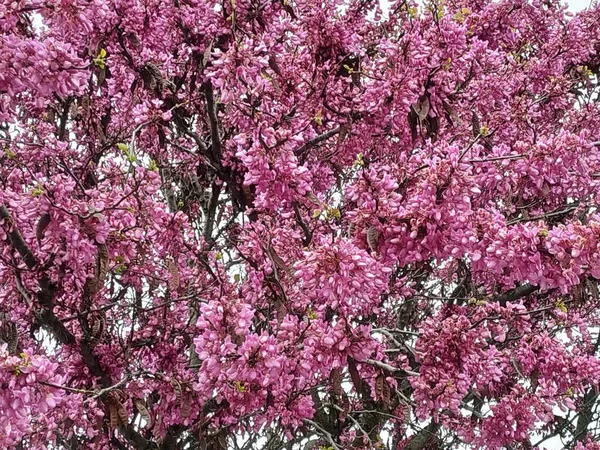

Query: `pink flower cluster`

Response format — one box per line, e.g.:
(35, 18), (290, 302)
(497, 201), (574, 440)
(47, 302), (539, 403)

(0, 346), (69, 447)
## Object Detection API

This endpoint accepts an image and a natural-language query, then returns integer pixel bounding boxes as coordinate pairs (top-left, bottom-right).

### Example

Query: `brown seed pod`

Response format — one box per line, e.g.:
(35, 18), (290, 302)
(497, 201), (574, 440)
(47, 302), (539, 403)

(367, 226), (379, 253)
(167, 259), (180, 291)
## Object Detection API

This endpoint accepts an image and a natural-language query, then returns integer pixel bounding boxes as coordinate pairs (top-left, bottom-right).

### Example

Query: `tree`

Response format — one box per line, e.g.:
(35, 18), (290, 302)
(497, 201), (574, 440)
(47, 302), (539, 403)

(1, 0), (600, 448)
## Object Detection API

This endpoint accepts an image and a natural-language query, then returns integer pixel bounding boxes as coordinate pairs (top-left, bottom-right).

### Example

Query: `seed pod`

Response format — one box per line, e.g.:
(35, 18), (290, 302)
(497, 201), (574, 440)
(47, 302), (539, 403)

(181, 391), (191, 419)
(171, 378), (183, 403)
(89, 311), (106, 346)
(167, 259), (180, 291)
(0, 320), (18, 354)
(116, 400), (128, 425)
(400, 400), (411, 423)
(96, 245), (109, 285)
(330, 368), (342, 396)
(347, 222), (355, 237)
(471, 110), (481, 137)
(347, 356), (363, 393)
(109, 402), (118, 429)
(134, 399), (152, 427)
(268, 54), (282, 76)
(375, 373), (385, 402)
(367, 226), (379, 253)
(339, 391), (350, 423)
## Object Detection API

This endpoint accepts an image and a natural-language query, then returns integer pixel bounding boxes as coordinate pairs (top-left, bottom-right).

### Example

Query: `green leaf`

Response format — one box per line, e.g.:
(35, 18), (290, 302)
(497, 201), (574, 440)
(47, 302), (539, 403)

(116, 143), (129, 152)
(93, 48), (107, 69)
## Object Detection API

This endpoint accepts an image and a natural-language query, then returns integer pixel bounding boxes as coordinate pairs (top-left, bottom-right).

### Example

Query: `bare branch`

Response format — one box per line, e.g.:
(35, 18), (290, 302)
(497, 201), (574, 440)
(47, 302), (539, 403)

(91, 373), (137, 400)
(294, 127), (341, 159)
(507, 205), (578, 226)
(303, 419), (342, 450)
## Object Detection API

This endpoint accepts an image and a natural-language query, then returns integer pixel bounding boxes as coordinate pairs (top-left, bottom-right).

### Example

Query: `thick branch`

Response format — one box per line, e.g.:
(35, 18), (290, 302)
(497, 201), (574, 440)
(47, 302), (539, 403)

(0, 205), (38, 269)
(0, 208), (113, 389)
(0, 206), (77, 344)
(494, 284), (539, 307)
(204, 81), (222, 163)
(37, 307), (76, 345)
(58, 97), (72, 142)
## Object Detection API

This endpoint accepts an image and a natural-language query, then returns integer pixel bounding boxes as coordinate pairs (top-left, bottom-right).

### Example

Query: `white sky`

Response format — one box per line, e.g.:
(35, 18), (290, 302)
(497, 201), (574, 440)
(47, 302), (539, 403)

(568, 0), (595, 11)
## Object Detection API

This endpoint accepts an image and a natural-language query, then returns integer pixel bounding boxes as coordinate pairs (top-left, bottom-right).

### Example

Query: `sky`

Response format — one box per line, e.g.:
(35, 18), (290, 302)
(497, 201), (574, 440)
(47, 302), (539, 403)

(568, 0), (595, 11)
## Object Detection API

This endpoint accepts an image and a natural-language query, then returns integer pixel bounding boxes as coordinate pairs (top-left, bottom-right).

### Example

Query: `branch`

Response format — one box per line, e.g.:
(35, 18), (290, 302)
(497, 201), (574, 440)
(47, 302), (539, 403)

(294, 127), (341, 160)
(0, 207), (79, 345)
(110, 437), (129, 450)
(58, 97), (72, 142)
(204, 81), (222, 163)
(0, 205), (38, 269)
(79, 339), (111, 386)
(365, 358), (419, 376)
(38, 381), (91, 395)
(179, 128), (210, 158)
(507, 205), (578, 226)
(293, 202), (312, 247)
(91, 373), (137, 399)
(303, 419), (342, 450)
(203, 182), (221, 242)
(372, 327), (420, 338)
(493, 284), (539, 307)
(117, 423), (153, 450)
(458, 134), (482, 162)
(330, 404), (372, 445)
(36, 307), (76, 345)
(13, 268), (33, 306)
(160, 167), (178, 213)
(59, 300), (119, 323)
(469, 154), (525, 163)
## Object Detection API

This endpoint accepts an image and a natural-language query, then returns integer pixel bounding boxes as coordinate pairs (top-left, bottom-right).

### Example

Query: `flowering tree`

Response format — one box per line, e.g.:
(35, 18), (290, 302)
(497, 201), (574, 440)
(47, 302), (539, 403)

(2, 0), (600, 448)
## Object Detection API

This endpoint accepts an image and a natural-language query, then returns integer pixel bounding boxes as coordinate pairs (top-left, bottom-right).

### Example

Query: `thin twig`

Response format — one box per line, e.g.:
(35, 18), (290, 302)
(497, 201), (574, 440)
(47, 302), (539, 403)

(90, 373), (138, 400)
(507, 205), (577, 226)
(373, 327), (420, 337)
(458, 134), (481, 162)
(294, 127), (341, 159)
(365, 358), (419, 376)
(39, 381), (92, 395)
(330, 404), (372, 444)
(469, 154), (525, 163)
(303, 419), (342, 450)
